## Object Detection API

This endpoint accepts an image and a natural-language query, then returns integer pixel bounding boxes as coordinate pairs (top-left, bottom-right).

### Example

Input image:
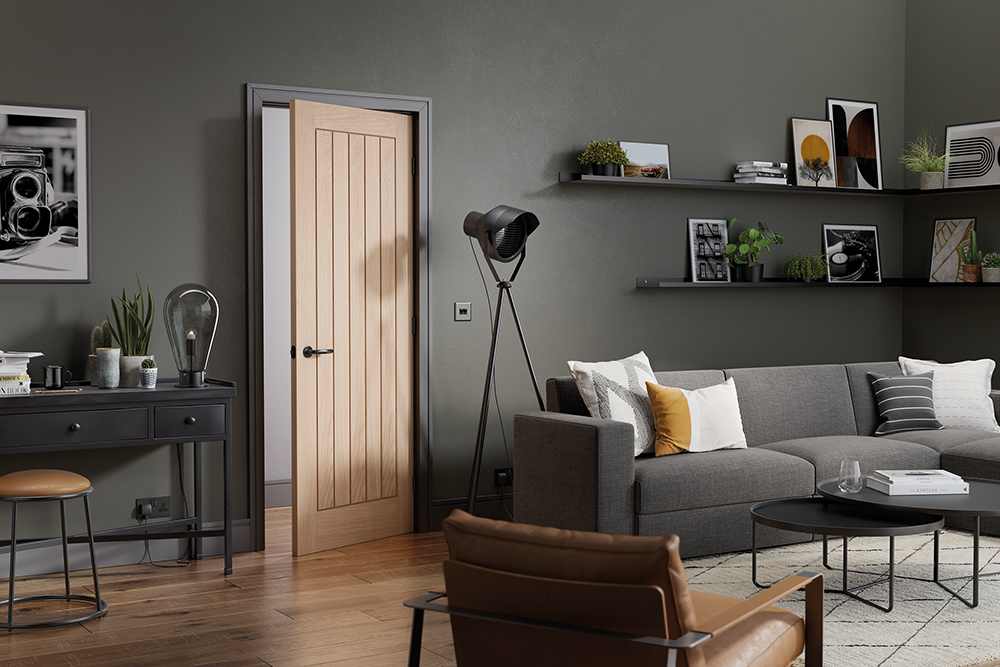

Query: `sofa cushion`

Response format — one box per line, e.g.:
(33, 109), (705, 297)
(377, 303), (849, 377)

(547, 369), (726, 416)
(633, 448), (814, 514)
(941, 437), (1000, 478)
(724, 365), (858, 447)
(868, 371), (944, 436)
(845, 361), (903, 436)
(899, 356), (1000, 433)
(879, 427), (996, 454)
(646, 378), (747, 456)
(758, 436), (939, 485)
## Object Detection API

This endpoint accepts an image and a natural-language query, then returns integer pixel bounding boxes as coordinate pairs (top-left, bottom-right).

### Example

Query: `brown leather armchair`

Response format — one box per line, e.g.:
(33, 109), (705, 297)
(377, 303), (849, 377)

(406, 510), (822, 667)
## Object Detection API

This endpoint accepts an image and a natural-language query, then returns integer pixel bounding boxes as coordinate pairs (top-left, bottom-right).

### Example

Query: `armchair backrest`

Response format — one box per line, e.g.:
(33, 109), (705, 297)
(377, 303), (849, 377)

(441, 510), (704, 667)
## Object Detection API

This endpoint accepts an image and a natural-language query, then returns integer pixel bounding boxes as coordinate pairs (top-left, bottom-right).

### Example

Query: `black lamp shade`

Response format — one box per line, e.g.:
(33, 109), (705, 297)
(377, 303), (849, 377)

(463, 205), (539, 262)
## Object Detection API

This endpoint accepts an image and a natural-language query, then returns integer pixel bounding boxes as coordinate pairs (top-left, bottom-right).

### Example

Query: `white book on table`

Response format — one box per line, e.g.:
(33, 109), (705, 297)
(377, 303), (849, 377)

(866, 475), (968, 495)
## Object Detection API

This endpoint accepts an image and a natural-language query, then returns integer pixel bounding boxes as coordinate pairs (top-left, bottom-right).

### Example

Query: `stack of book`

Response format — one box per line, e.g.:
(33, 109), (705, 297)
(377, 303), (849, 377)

(867, 469), (969, 496)
(0, 351), (43, 396)
(734, 161), (788, 185)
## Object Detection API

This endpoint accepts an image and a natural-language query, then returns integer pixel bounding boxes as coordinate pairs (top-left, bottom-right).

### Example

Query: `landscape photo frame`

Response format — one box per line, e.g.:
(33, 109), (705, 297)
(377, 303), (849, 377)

(688, 218), (730, 283)
(945, 120), (1000, 188)
(0, 102), (90, 283)
(824, 224), (881, 283)
(826, 98), (883, 190)
(791, 118), (838, 188)
(619, 141), (670, 179)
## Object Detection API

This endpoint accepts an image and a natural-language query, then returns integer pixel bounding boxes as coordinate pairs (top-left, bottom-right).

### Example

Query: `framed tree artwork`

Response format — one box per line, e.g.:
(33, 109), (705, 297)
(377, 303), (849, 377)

(688, 218), (730, 282)
(0, 102), (90, 282)
(791, 118), (837, 188)
(827, 98), (882, 190)
(824, 224), (881, 283)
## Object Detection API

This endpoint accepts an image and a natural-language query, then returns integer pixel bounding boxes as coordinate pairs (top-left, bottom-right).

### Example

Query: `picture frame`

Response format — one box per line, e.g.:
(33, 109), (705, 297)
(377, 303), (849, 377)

(930, 218), (975, 282)
(945, 120), (1000, 188)
(791, 118), (838, 188)
(823, 224), (881, 283)
(0, 102), (90, 283)
(619, 141), (670, 180)
(688, 218), (730, 283)
(826, 98), (882, 190)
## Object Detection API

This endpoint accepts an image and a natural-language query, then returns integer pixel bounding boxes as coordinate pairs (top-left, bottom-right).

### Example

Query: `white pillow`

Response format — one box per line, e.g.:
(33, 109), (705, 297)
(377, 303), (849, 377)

(898, 356), (1000, 432)
(645, 378), (747, 456)
(568, 351), (657, 456)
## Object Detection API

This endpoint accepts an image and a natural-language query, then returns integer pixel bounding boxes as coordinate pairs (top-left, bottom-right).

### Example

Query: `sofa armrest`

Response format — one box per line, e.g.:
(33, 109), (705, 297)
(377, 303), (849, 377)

(513, 411), (635, 535)
(991, 390), (1000, 421)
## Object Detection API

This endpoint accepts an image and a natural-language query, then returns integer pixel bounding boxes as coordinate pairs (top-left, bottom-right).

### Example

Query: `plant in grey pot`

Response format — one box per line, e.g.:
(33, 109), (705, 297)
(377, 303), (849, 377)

(109, 276), (155, 387)
(900, 129), (948, 190)
(578, 140), (628, 177)
(783, 252), (828, 282)
(724, 218), (784, 282)
(959, 230), (983, 283)
(88, 319), (114, 383)
(139, 357), (157, 389)
(983, 253), (1000, 283)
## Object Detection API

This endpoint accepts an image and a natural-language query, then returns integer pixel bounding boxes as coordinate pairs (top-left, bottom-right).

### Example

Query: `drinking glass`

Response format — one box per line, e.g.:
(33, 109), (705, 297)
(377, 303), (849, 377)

(839, 459), (863, 494)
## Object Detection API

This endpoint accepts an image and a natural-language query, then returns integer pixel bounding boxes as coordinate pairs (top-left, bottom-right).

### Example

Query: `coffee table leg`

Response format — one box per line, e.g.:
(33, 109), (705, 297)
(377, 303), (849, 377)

(826, 534), (895, 612)
(932, 517), (994, 608)
(822, 534), (834, 570)
(752, 520), (768, 588)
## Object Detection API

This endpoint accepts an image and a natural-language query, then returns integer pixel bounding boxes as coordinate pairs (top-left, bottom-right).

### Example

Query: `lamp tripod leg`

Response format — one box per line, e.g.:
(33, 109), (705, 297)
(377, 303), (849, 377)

(466, 287), (506, 516)
(503, 286), (544, 411)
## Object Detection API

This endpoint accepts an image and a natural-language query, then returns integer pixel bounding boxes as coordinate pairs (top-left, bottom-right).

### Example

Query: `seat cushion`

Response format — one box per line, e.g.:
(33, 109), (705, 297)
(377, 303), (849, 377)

(758, 436), (939, 485)
(879, 427), (996, 454)
(634, 448), (815, 514)
(941, 437), (1000, 478)
(690, 591), (804, 667)
(0, 469), (91, 498)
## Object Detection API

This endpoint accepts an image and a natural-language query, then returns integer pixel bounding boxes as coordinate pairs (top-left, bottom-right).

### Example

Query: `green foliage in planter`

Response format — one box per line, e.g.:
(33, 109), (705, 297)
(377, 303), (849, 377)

(900, 129), (948, 174)
(784, 252), (828, 281)
(141, 357), (157, 369)
(578, 140), (629, 166)
(724, 218), (784, 268)
(91, 320), (114, 354)
(984, 253), (1000, 269)
(959, 230), (983, 266)
(109, 276), (155, 356)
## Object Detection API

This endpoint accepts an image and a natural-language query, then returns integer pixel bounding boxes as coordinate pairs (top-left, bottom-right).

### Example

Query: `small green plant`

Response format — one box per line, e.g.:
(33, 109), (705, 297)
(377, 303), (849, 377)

(984, 253), (1000, 269)
(724, 218), (784, 268)
(900, 129), (948, 173)
(959, 230), (983, 266)
(578, 140), (629, 166)
(91, 320), (114, 354)
(109, 275), (155, 356)
(784, 252), (828, 281)
(141, 357), (157, 369)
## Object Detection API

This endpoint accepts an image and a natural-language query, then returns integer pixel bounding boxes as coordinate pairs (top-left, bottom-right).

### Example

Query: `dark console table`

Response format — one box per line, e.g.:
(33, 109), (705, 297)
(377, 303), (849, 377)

(0, 380), (236, 574)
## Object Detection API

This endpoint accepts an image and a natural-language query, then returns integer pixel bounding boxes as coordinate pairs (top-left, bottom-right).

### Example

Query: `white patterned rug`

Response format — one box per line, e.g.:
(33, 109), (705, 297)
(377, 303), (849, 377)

(683, 530), (1000, 667)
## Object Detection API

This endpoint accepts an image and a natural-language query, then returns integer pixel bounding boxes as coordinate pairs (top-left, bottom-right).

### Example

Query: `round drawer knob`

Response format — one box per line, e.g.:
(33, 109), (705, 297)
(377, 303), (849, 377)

(69, 423), (81, 432)
(185, 417), (197, 425)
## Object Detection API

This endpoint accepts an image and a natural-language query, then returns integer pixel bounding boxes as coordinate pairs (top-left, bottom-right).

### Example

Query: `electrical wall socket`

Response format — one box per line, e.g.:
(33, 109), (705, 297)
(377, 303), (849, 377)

(494, 467), (513, 486)
(454, 302), (472, 321)
(136, 496), (171, 520)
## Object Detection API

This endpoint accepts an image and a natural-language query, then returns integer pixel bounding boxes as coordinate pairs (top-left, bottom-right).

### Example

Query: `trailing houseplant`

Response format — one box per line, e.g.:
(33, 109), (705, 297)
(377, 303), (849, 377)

(578, 140), (628, 177)
(724, 218), (784, 282)
(983, 252), (1000, 283)
(958, 229), (983, 283)
(900, 129), (948, 189)
(109, 276), (155, 386)
(783, 252), (828, 282)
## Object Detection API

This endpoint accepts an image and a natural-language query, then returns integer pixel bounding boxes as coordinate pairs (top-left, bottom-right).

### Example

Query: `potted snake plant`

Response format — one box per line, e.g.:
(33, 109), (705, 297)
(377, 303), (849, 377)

(109, 276), (155, 387)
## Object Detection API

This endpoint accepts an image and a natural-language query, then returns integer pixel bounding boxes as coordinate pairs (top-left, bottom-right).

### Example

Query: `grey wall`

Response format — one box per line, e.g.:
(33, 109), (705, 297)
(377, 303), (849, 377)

(0, 0), (947, 528)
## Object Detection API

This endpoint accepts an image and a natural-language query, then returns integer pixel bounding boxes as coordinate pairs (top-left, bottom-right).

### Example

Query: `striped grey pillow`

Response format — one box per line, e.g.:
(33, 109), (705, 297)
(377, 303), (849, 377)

(868, 371), (944, 436)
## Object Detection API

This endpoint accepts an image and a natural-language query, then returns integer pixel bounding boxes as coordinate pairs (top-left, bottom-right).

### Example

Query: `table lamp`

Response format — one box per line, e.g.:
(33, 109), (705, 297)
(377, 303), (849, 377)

(163, 283), (219, 388)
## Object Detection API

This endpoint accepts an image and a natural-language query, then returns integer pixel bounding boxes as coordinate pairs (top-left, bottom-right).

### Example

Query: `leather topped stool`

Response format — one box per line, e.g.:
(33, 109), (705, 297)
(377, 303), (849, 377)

(0, 469), (108, 630)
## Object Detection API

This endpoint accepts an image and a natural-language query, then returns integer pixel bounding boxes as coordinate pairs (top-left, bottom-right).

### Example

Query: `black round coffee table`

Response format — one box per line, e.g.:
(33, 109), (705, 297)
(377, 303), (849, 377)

(818, 476), (1000, 607)
(751, 497), (944, 611)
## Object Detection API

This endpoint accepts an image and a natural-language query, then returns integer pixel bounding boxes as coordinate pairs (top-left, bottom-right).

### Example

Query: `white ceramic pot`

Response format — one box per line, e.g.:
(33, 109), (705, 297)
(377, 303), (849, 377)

(139, 367), (158, 389)
(920, 171), (945, 190)
(120, 355), (153, 388)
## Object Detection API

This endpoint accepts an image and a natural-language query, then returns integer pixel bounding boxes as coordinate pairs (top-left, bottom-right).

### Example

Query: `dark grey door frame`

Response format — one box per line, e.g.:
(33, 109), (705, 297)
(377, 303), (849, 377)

(245, 83), (433, 550)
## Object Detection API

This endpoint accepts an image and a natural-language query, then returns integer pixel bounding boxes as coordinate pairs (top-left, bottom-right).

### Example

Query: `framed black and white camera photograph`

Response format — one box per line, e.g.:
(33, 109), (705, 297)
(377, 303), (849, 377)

(0, 102), (90, 283)
(688, 218), (730, 282)
(823, 224), (881, 283)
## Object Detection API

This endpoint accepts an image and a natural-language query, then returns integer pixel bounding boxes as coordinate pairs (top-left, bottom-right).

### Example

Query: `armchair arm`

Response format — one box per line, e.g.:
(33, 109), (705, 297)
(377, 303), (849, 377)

(513, 411), (635, 535)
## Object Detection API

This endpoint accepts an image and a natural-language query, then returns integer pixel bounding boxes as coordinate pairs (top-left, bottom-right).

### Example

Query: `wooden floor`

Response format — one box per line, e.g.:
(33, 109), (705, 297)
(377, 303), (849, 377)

(0, 507), (454, 666)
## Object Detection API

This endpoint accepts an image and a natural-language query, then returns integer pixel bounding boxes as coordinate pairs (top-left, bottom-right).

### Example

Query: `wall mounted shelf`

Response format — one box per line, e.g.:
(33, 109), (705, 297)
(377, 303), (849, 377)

(636, 278), (1000, 288)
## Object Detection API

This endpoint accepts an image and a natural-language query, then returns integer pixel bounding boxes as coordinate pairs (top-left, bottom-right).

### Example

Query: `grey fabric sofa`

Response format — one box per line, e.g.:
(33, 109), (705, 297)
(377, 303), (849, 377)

(513, 361), (1000, 558)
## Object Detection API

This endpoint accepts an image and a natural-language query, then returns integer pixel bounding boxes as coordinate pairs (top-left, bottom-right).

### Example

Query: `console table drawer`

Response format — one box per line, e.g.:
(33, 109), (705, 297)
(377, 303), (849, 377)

(154, 404), (226, 439)
(0, 408), (148, 447)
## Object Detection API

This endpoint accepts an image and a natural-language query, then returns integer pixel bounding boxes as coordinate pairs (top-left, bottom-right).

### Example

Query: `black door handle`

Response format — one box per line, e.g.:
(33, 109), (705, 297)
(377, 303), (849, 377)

(302, 346), (333, 358)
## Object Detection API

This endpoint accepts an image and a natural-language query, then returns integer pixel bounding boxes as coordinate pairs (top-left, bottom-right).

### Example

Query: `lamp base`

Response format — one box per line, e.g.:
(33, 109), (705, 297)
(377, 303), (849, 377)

(175, 370), (208, 389)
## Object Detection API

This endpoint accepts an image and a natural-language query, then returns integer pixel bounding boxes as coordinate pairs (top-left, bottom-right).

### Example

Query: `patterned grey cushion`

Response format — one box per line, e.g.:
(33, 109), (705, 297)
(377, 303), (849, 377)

(869, 371), (944, 436)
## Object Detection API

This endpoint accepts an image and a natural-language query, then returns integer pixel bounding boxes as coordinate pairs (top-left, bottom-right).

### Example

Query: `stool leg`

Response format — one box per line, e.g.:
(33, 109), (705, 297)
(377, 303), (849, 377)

(60, 500), (71, 596)
(83, 496), (102, 612)
(7, 501), (17, 628)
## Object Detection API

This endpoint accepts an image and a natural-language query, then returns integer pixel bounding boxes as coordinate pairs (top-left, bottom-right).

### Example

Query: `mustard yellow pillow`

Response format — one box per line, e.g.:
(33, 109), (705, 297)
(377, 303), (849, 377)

(645, 379), (748, 456)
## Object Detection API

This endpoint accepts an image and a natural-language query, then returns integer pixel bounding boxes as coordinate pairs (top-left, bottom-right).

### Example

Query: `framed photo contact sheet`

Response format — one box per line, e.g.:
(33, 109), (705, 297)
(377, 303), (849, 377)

(826, 98), (882, 190)
(945, 120), (1000, 188)
(791, 118), (837, 188)
(0, 102), (90, 282)
(824, 224), (881, 283)
(688, 218), (730, 283)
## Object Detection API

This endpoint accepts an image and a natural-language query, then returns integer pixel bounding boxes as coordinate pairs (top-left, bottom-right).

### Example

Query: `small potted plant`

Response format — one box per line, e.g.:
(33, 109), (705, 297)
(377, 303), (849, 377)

(783, 252), (828, 282)
(578, 140), (628, 177)
(983, 253), (1000, 283)
(959, 229), (983, 283)
(88, 319), (114, 384)
(139, 357), (157, 389)
(724, 218), (784, 282)
(109, 276), (155, 387)
(900, 129), (948, 190)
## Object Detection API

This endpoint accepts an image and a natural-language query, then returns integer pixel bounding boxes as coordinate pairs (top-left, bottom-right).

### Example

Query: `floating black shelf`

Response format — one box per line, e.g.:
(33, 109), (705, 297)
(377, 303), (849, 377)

(636, 277), (1000, 288)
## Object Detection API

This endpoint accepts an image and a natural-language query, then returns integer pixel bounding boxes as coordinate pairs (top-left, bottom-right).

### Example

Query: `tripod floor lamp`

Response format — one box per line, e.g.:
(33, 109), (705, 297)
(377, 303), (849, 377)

(463, 205), (546, 516)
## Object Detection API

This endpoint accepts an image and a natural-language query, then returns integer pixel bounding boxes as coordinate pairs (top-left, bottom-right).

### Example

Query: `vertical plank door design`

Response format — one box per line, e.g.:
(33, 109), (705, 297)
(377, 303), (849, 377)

(290, 100), (413, 555)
